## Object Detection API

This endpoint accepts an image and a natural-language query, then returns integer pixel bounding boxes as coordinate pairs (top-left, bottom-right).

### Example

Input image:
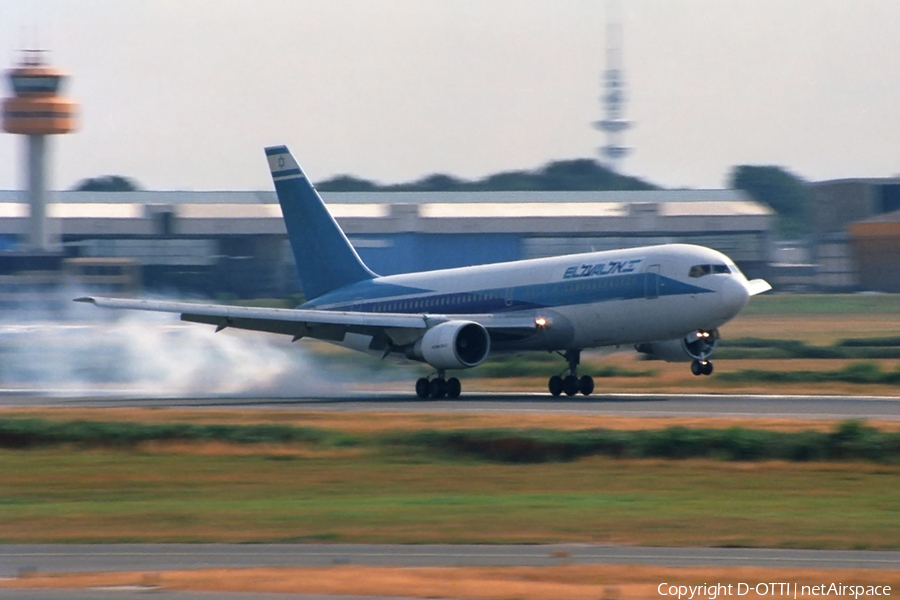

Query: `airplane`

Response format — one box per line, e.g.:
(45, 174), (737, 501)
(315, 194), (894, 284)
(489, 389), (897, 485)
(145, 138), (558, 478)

(76, 145), (772, 399)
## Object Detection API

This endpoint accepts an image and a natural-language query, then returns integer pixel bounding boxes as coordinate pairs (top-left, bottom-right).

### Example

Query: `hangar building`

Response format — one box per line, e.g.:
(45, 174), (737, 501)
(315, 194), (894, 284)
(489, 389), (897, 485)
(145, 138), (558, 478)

(809, 178), (900, 291)
(847, 211), (900, 293)
(0, 189), (773, 299)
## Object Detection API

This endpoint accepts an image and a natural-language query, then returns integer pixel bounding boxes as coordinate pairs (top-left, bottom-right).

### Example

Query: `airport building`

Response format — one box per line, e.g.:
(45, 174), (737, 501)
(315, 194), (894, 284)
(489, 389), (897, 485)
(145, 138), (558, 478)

(847, 210), (900, 293)
(809, 178), (900, 292)
(0, 189), (774, 299)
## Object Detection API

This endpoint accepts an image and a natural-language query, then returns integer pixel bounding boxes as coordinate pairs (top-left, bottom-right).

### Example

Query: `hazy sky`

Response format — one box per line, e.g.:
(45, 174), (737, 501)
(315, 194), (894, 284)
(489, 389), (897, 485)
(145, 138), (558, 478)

(0, 0), (898, 191)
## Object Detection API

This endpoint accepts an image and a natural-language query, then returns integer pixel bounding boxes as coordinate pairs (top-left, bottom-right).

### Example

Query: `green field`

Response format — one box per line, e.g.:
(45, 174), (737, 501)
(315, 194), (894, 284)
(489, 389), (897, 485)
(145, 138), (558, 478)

(2, 417), (899, 549)
(739, 293), (900, 315)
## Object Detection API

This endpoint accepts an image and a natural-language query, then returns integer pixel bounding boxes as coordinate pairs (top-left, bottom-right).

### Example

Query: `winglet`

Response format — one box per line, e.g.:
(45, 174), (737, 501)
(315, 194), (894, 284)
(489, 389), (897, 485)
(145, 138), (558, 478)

(745, 279), (772, 296)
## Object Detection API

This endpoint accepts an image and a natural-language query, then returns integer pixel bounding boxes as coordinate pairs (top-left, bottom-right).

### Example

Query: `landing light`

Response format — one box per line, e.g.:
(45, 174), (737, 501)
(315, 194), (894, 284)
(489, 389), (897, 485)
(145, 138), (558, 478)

(535, 317), (548, 328)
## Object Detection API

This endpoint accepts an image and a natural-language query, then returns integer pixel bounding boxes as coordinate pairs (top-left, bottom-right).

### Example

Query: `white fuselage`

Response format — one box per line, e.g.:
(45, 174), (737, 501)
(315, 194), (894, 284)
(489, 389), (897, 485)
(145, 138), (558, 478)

(304, 243), (752, 357)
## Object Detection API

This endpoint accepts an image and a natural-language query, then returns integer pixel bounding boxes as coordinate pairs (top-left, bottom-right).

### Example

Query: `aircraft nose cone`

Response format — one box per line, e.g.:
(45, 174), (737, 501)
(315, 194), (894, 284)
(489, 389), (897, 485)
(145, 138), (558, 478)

(723, 276), (750, 317)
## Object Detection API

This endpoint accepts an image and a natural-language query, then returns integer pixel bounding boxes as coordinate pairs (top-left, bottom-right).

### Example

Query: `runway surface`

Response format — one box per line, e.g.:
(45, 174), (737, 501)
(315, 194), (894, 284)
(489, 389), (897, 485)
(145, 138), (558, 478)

(4, 546), (900, 600)
(3, 390), (900, 420)
(3, 543), (900, 574)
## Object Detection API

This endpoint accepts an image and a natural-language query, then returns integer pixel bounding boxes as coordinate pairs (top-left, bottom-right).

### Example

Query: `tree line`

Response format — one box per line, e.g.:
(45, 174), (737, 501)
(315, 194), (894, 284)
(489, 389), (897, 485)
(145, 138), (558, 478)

(72, 160), (810, 237)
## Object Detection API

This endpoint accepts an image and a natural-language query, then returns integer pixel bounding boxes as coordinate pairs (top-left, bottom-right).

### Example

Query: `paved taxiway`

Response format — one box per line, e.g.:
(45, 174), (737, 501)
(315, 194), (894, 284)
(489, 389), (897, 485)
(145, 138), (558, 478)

(3, 544), (900, 574)
(5, 545), (900, 600)
(3, 391), (900, 420)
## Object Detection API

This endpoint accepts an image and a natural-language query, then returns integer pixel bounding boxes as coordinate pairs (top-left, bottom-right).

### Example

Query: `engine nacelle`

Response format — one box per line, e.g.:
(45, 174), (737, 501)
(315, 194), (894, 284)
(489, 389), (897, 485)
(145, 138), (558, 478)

(411, 321), (491, 370)
(635, 329), (719, 363)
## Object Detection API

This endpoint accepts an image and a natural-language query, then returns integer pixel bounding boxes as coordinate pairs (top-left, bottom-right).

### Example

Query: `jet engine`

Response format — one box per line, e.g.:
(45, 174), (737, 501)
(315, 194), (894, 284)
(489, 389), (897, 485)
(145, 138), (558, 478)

(411, 321), (491, 370)
(635, 329), (719, 363)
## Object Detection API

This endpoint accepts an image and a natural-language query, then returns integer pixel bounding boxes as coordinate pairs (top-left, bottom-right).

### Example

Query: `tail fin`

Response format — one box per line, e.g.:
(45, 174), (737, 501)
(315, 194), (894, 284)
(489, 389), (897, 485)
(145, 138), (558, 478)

(265, 145), (376, 300)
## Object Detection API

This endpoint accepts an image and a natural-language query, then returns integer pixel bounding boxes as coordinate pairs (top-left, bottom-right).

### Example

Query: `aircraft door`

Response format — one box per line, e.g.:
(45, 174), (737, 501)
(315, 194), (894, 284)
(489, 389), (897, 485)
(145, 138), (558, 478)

(645, 264), (660, 299)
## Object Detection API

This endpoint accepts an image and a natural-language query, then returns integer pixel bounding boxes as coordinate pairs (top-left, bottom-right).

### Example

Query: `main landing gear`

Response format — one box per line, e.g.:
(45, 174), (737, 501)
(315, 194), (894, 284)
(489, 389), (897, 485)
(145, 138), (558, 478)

(691, 359), (714, 376)
(548, 349), (594, 397)
(415, 371), (462, 399)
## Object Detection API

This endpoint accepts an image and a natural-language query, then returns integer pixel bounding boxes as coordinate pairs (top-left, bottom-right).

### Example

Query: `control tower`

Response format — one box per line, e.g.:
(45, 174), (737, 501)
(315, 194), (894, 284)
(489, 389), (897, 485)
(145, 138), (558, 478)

(2, 50), (78, 251)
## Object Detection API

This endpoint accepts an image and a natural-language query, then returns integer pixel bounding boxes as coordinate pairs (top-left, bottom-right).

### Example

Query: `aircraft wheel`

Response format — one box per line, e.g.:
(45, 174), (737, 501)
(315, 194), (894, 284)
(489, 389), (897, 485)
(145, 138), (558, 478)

(548, 375), (563, 397)
(563, 374), (580, 396)
(429, 378), (447, 399)
(690, 360), (703, 376)
(579, 375), (594, 396)
(415, 377), (431, 399)
(702, 361), (714, 376)
(446, 377), (461, 399)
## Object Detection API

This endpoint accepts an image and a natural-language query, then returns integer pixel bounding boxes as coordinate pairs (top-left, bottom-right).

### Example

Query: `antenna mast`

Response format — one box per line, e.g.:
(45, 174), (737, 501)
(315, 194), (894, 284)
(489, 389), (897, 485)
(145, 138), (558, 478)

(593, 0), (632, 171)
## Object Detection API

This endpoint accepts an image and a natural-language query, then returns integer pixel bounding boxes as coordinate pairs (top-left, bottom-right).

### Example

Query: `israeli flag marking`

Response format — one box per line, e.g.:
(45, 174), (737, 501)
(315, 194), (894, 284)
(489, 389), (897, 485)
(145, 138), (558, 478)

(267, 149), (304, 180)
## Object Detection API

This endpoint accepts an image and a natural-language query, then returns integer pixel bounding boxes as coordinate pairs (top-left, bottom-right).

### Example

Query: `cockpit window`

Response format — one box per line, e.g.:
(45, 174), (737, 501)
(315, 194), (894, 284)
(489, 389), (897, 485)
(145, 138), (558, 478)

(689, 264), (731, 278)
(689, 264), (711, 278)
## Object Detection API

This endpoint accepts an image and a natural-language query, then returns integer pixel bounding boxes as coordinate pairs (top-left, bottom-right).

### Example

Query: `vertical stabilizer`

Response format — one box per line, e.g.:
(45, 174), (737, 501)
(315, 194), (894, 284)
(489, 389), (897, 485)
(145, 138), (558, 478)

(265, 145), (376, 300)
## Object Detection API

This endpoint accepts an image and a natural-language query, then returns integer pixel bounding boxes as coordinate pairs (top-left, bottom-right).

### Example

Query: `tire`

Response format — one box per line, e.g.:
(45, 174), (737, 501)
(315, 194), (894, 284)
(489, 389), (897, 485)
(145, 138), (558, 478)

(563, 374), (580, 396)
(429, 378), (447, 399)
(548, 375), (563, 397)
(415, 377), (430, 399)
(579, 375), (594, 396)
(702, 361), (714, 376)
(446, 377), (461, 399)
(690, 360), (703, 376)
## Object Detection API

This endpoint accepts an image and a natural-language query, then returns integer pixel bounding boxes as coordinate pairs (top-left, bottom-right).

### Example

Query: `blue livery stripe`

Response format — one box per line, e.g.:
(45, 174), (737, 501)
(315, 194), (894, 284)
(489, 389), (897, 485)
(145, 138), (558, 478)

(310, 272), (713, 314)
(265, 146), (288, 156)
(272, 168), (303, 178)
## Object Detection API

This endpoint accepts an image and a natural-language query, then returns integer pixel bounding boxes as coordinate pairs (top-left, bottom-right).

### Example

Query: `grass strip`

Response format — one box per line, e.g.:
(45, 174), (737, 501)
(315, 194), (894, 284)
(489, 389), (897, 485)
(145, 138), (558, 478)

(0, 418), (353, 449)
(4, 418), (899, 464)
(3, 440), (899, 546)
(838, 336), (900, 347)
(739, 294), (900, 315)
(717, 338), (900, 359)
(387, 420), (900, 463)
(720, 362), (900, 385)
(6, 565), (900, 600)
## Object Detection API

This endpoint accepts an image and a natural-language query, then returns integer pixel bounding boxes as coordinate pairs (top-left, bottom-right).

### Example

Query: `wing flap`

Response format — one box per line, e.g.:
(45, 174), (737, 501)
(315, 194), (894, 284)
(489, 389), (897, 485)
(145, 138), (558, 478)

(179, 314), (313, 339)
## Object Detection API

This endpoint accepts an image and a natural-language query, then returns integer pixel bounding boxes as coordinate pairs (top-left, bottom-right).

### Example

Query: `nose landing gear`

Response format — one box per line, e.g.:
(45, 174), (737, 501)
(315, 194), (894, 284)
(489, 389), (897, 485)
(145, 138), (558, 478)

(548, 349), (594, 397)
(691, 359), (714, 376)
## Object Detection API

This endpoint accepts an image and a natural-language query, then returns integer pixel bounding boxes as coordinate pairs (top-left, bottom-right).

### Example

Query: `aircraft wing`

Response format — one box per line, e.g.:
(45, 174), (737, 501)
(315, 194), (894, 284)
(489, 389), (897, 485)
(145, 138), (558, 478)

(74, 296), (538, 344)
